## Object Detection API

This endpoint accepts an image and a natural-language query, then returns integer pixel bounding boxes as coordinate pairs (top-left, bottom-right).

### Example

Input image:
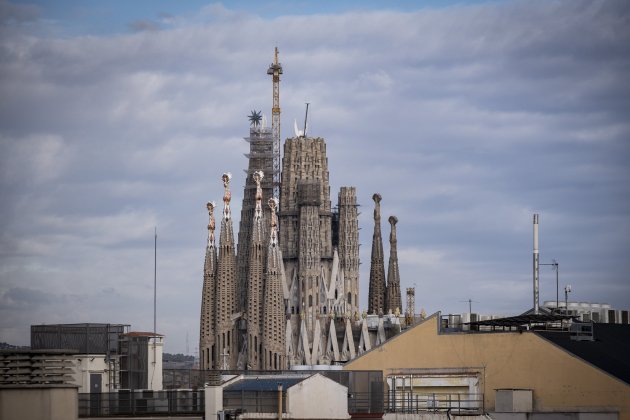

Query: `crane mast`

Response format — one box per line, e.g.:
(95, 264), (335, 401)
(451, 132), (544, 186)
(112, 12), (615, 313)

(267, 47), (282, 201)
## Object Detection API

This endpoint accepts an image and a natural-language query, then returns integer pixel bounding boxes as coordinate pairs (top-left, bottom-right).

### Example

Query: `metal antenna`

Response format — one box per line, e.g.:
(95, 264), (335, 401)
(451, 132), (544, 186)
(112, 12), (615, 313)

(154, 227), (157, 337)
(303, 103), (310, 138)
(459, 299), (479, 314)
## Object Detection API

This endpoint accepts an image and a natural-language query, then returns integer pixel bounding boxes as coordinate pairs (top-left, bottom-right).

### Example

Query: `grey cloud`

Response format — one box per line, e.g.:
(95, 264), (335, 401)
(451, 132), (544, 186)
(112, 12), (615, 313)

(0, 0), (39, 24)
(128, 19), (162, 32)
(0, 0), (628, 352)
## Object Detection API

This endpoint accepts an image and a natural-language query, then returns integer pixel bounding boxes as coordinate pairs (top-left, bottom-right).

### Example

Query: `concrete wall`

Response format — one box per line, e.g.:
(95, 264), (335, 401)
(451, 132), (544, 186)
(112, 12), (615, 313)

(147, 337), (163, 391)
(345, 315), (630, 419)
(384, 415), (488, 420)
(286, 374), (350, 419)
(0, 386), (78, 420)
(492, 413), (618, 420)
(72, 355), (115, 392)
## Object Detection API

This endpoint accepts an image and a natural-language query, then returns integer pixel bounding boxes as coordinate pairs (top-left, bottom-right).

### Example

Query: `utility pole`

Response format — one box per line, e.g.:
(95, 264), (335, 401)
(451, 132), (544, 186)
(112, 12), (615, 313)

(459, 299), (479, 314)
(564, 285), (572, 315)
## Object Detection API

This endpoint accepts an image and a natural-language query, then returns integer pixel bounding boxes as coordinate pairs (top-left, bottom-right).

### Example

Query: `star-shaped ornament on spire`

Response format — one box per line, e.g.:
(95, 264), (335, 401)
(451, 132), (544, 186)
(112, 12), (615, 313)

(248, 110), (262, 126)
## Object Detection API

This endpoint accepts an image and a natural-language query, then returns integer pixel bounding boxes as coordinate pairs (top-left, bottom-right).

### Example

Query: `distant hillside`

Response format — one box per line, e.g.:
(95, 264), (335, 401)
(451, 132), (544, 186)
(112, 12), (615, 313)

(163, 352), (194, 363)
(0, 342), (29, 350)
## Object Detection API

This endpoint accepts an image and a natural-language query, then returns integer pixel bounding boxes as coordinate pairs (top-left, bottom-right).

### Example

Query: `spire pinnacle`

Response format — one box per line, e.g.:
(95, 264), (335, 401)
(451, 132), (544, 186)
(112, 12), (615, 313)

(269, 197), (279, 246)
(206, 201), (216, 247)
(253, 170), (264, 222)
(222, 172), (232, 220)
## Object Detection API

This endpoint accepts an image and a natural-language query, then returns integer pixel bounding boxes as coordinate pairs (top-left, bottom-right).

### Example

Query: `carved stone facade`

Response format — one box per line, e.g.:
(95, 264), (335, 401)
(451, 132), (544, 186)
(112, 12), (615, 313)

(279, 136), (360, 365)
(199, 55), (406, 371)
(199, 133), (411, 370)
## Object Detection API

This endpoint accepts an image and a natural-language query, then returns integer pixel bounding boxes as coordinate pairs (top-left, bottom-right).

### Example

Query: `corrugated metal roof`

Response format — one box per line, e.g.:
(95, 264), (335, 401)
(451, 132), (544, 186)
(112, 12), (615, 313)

(224, 376), (308, 392)
(123, 331), (164, 337)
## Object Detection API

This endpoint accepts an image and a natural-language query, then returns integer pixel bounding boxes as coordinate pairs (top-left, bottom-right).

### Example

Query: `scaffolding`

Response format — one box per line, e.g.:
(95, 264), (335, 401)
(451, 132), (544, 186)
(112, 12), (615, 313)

(405, 288), (415, 326)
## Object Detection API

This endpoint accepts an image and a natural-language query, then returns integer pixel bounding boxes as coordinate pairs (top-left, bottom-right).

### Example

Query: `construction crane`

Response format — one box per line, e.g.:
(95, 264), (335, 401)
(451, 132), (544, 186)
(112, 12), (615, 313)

(267, 47), (283, 201)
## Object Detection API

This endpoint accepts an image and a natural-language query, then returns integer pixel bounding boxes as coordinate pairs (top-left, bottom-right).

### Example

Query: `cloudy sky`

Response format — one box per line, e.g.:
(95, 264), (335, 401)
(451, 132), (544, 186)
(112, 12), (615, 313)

(1, 0), (629, 354)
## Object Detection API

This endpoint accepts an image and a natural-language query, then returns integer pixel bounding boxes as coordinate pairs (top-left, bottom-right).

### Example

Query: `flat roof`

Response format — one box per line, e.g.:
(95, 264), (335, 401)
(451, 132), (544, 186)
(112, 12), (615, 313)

(224, 376), (309, 392)
(466, 314), (575, 327)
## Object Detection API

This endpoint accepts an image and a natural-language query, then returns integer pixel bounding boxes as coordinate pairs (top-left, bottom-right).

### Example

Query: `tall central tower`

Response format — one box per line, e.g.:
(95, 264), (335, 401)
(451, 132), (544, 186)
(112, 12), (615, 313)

(279, 134), (360, 346)
(280, 137), (332, 333)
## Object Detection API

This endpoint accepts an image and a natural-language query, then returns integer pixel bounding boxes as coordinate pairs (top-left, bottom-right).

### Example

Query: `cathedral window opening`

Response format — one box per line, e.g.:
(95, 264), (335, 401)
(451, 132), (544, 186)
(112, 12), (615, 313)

(323, 306), (327, 314)
(348, 292), (352, 304)
(309, 295), (313, 307)
(227, 331), (231, 347)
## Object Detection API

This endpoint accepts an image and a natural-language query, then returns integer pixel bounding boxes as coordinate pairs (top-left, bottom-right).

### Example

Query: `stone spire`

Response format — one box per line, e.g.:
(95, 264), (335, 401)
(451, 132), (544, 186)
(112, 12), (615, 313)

(200, 201), (217, 370)
(246, 171), (265, 370)
(262, 197), (286, 370)
(368, 193), (386, 315)
(215, 172), (237, 369)
(386, 215), (402, 315)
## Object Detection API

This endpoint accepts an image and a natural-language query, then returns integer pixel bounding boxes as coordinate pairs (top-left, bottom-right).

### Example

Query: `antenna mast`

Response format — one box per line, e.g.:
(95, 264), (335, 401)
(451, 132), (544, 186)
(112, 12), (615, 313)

(303, 103), (310, 138)
(267, 47), (283, 200)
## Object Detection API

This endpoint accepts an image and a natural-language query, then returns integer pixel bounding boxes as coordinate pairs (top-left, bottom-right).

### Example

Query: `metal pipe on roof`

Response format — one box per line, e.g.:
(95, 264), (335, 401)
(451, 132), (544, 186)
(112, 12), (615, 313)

(533, 214), (540, 315)
(277, 383), (283, 420)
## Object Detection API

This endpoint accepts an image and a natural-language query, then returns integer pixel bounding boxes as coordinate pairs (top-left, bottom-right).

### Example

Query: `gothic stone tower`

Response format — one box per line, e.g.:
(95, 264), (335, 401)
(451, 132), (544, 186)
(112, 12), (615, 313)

(262, 197), (286, 370)
(199, 202), (217, 370)
(236, 121), (274, 315)
(338, 187), (360, 313)
(279, 135), (359, 346)
(279, 136), (332, 331)
(245, 171), (265, 370)
(368, 193), (386, 315)
(214, 173), (238, 369)
(385, 215), (402, 314)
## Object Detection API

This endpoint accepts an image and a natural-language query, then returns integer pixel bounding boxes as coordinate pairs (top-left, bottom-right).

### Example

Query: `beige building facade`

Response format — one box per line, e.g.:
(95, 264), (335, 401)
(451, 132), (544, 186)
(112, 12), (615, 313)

(345, 313), (630, 419)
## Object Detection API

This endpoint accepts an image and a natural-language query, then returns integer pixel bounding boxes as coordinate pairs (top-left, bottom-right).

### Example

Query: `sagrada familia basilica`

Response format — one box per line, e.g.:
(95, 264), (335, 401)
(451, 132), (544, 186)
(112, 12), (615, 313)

(199, 51), (403, 371)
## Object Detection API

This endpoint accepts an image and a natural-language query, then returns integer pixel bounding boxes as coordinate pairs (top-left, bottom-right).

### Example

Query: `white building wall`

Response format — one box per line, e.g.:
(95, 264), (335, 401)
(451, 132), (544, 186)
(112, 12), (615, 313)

(286, 374), (350, 419)
(72, 355), (119, 393)
(147, 336), (163, 391)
